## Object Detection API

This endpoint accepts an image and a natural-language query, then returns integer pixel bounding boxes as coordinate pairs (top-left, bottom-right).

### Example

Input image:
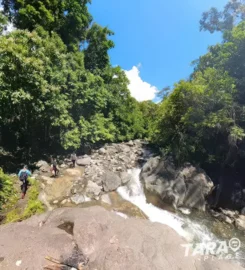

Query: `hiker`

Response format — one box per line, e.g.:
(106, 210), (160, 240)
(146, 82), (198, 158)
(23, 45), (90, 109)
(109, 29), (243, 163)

(18, 165), (31, 199)
(51, 158), (59, 177)
(71, 152), (77, 168)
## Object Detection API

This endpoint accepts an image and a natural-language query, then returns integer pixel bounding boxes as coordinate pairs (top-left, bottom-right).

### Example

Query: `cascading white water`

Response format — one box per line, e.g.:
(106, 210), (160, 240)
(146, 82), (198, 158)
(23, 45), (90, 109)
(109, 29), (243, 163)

(117, 168), (217, 243)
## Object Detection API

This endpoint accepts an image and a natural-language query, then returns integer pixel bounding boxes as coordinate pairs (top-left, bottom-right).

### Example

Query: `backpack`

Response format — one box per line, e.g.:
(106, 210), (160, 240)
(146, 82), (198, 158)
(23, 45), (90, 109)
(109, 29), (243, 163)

(53, 160), (57, 166)
(20, 171), (28, 183)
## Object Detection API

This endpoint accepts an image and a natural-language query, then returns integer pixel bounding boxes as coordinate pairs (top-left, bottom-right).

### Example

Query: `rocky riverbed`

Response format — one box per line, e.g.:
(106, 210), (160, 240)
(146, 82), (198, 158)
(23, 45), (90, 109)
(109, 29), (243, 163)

(140, 155), (245, 232)
(23, 140), (245, 233)
(35, 140), (147, 209)
(2, 140), (245, 269)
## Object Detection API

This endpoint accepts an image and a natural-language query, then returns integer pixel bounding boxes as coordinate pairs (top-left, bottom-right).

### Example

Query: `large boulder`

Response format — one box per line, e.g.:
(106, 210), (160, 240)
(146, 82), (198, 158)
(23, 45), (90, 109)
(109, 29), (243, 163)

(140, 157), (213, 211)
(86, 180), (102, 198)
(76, 157), (91, 166)
(71, 194), (85, 205)
(35, 160), (49, 168)
(235, 215), (245, 231)
(119, 171), (132, 185)
(0, 207), (241, 270)
(36, 160), (50, 173)
(103, 171), (122, 192)
(126, 140), (134, 147)
(117, 144), (131, 153)
(99, 148), (106, 155)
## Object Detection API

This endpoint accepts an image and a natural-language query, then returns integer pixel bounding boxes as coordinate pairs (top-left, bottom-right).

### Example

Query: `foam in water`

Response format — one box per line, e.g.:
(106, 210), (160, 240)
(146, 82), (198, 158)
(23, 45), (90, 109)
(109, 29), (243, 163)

(117, 168), (217, 243)
(117, 168), (190, 240)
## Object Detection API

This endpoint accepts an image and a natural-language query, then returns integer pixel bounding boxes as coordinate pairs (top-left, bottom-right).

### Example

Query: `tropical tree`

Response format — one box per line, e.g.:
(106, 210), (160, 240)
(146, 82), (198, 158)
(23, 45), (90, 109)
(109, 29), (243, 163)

(1, 0), (92, 49)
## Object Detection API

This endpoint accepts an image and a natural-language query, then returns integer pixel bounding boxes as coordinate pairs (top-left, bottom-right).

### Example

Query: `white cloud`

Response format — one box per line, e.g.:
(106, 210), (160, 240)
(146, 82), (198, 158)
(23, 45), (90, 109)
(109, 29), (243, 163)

(0, 5), (15, 33)
(125, 66), (158, 102)
(4, 23), (14, 34)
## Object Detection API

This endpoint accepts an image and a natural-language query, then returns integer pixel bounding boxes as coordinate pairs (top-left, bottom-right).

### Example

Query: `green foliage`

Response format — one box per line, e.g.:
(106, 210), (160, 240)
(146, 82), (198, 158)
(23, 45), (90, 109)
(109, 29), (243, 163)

(0, 29), (70, 153)
(200, 0), (245, 33)
(138, 101), (159, 139)
(0, 0), (149, 156)
(5, 209), (21, 223)
(155, 7), (245, 169)
(154, 67), (238, 165)
(0, 168), (14, 210)
(5, 179), (45, 223)
(0, 31), (147, 153)
(84, 23), (115, 72)
(22, 200), (44, 219)
(0, 12), (7, 34)
(1, 0), (92, 49)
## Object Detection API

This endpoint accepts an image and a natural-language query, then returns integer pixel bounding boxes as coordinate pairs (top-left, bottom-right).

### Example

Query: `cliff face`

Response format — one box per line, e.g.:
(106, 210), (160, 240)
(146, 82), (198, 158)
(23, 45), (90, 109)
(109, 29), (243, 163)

(0, 206), (242, 270)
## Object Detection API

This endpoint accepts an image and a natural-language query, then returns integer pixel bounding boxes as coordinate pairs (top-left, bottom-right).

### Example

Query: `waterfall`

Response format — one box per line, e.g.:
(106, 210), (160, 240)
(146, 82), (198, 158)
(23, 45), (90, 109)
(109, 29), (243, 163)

(117, 168), (217, 243)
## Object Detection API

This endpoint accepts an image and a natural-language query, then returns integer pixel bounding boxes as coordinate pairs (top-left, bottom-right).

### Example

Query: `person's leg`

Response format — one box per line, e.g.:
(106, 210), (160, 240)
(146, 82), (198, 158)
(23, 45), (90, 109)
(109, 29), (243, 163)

(72, 160), (75, 167)
(20, 183), (24, 199)
(54, 166), (59, 176)
(21, 182), (27, 199)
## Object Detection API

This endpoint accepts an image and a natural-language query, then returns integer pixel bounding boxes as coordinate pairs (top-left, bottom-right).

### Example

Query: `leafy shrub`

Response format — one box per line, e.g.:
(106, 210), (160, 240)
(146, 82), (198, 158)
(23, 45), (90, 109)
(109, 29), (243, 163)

(0, 168), (14, 210)
(5, 178), (45, 223)
(5, 209), (21, 223)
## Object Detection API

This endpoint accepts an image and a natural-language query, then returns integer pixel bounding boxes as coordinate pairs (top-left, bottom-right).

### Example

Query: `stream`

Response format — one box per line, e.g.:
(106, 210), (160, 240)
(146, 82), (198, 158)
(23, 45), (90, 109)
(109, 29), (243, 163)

(117, 168), (245, 267)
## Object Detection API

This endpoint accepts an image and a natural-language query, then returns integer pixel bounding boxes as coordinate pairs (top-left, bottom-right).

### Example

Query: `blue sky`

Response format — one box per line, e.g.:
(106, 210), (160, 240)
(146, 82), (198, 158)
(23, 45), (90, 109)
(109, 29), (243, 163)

(89, 0), (228, 101)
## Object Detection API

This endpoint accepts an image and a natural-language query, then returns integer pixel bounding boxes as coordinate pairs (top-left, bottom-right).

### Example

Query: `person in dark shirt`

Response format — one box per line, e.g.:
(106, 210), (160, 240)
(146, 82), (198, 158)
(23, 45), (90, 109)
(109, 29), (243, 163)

(18, 165), (31, 199)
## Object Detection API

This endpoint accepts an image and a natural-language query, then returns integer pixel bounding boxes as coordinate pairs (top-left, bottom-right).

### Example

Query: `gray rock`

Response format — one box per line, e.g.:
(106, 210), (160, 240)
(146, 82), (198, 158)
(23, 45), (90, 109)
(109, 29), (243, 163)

(118, 144), (131, 153)
(39, 164), (51, 173)
(134, 139), (142, 145)
(106, 146), (118, 155)
(0, 207), (241, 270)
(241, 207), (245, 215)
(103, 171), (122, 192)
(59, 164), (67, 168)
(126, 140), (134, 146)
(225, 216), (234, 224)
(71, 194), (85, 205)
(99, 148), (106, 155)
(101, 194), (112, 205)
(76, 157), (91, 166)
(86, 181), (102, 197)
(210, 210), (234, 224)
(235, 215), (245, 230)
(141, 157), (213, 211)
(36, 160), (49, 168)
(119, 172), (132, 185)
(136, 150), (144, 156)
(220, 208), (238, 218)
